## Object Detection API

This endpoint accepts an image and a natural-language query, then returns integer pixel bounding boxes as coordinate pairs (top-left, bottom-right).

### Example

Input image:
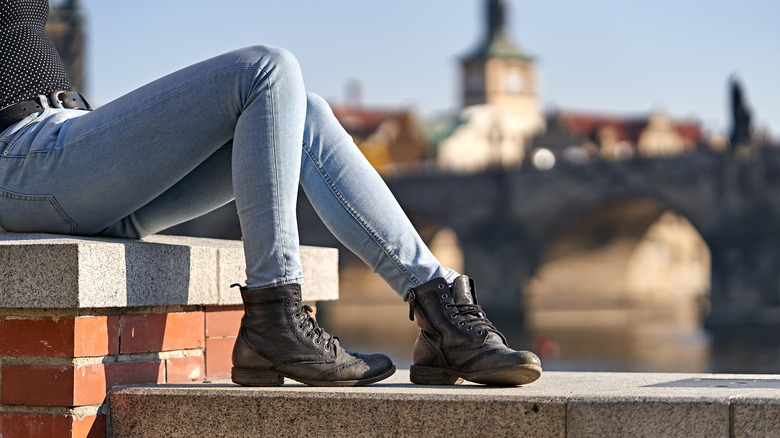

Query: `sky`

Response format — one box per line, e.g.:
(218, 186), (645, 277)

(74, 0), (779, 138)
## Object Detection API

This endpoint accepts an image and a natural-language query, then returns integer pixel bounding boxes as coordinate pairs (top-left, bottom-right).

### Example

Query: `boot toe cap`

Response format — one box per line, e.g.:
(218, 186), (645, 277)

(515, 350), (542, 367)
(355, 352), (395, 378)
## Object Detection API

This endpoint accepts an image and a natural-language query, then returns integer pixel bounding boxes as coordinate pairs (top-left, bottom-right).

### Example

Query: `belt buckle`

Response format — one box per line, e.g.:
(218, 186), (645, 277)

(76, 91), (93, 111)
(49, 91), (64, 109)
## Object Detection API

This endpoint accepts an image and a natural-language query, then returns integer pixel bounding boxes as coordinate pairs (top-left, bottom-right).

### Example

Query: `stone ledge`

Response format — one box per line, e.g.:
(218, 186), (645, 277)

(0, 230), (338, 308)
(109, 370), (780, 437)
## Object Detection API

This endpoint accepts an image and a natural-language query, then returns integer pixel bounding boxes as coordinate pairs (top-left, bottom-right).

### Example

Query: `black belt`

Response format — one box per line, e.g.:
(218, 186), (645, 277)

(0, 91), (91, 133)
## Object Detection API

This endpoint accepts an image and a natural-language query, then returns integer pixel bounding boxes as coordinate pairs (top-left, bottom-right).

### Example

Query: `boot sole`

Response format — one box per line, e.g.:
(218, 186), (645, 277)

(232, 365), (396, 387)
(410, 364), (542, 386)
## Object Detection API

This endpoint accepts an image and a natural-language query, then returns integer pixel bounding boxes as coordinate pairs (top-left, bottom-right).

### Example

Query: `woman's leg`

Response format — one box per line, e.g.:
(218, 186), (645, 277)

(0, 45), (306, 288)
(300, 93), (458, 297)
(92, 91), (458, 296)
(97, 144), (234, 238)
(297, 93), (540, 386)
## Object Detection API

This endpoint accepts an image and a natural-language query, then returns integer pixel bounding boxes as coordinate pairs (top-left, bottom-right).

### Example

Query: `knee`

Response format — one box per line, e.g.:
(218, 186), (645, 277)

(305, 92), (332, 116)
(243, 45), (302, 77)
(302, 92), (358, 157)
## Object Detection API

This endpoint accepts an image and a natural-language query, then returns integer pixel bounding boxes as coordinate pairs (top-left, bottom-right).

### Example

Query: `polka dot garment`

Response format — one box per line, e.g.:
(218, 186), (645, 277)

(0, 0), (71, 109)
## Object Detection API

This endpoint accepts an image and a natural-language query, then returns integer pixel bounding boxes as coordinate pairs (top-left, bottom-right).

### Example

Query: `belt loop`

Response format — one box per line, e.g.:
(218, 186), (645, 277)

(35, 95), (50, 110)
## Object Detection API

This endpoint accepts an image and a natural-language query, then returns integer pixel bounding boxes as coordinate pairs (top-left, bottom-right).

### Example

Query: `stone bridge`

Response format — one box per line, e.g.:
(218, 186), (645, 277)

(172, 149), (780, 333)
(316, 149), (780, 331)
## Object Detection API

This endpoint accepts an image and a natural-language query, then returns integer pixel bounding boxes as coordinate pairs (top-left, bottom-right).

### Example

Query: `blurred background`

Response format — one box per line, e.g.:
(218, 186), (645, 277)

(48, 0), (780, 373)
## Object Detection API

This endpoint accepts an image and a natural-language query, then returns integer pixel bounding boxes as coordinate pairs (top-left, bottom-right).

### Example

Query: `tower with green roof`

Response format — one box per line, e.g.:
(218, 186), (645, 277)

(461, 0), (539, 118)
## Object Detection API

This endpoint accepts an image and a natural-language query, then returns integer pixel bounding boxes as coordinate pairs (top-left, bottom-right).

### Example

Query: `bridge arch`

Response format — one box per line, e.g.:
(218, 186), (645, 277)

(525, 197), (712, 330)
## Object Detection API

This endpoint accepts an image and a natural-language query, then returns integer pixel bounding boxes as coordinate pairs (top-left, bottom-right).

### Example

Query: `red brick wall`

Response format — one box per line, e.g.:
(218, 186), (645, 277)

(0, 306), (243, 438)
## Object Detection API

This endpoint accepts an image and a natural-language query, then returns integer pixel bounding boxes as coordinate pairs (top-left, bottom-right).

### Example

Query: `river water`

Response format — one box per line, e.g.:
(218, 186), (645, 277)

(524, 324), (780, 374)
(318, 300), (780, 374)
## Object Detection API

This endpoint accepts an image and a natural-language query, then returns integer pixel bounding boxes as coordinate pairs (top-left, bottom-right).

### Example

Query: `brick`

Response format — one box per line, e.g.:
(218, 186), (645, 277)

(0, 412), (71, 438)
(0, 316), (73, 357)
(0, 413), (105, 438)
(72, 414), (107, 438)
(2, 361), (165, 406)
(75, 316), (120, 357)
(205, 306), (243, 337)
(1, 364), (76, 406)
(1, 364), (105, 406)
(167, 356), (205, 383)
(120, 312), (204, 353)
(73, 364), (110, 406)
(104, 361), (165, 391)
(0, 315), (118, 357)
(205, 336), (236, 378)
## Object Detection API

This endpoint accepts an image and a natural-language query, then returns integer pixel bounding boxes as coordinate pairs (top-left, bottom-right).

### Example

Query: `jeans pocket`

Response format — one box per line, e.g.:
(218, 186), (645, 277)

(1, 108), (52, 157)
(0, 188), (76, 234)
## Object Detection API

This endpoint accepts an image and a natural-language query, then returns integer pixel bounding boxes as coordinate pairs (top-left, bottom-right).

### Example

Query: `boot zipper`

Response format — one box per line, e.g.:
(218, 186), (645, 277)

(408, 290), (416, 321)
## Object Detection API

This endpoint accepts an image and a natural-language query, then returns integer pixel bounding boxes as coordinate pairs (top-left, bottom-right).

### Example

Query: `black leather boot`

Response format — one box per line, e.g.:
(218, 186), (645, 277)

(231, 283), (395, 386)
(407, 275), (542, 386)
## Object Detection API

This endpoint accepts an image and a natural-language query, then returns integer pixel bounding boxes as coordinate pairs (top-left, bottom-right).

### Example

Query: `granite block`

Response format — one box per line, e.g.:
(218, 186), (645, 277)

(566, 397), (729, 438)
(299, 246), (339, 302)
(0, 242), (82, 308)
(109, 371), (780, 438)
(731, 396), (780, 438)
(144, 234), (337, 302)
(215, 243), (338, 304)
(109, 371), (565, 437)
(76, 242), (128, 307)
(0, 230), (338, 308)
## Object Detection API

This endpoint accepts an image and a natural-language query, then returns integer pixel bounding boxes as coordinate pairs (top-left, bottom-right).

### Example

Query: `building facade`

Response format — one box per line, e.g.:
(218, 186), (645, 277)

(436, 0), (545, 171)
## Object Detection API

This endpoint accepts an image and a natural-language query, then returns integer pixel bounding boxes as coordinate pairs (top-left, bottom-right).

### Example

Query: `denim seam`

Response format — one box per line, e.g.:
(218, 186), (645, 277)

(254, 276), (303, 289)
(1, 107), (52, 158)
(0, 188), (77, 233)
(301, 141), (421, 287)
(240, 57), (296, 282)
(264, 67), (291, 281)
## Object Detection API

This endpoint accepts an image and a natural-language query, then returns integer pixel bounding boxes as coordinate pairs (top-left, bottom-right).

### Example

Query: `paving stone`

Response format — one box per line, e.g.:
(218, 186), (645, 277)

(110, 371), (565, 437)
(109, 371), (780, 438)
(731, 396), (780, 438)
(567, 397), (729, 438)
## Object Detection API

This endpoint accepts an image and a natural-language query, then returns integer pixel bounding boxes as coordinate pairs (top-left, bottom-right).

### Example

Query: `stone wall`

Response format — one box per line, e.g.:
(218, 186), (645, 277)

(0, 232), (338, 437)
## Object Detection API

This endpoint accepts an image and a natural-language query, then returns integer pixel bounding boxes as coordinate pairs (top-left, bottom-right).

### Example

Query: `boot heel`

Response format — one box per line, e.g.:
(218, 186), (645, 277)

(231, 367), (284, 386)
(409, 365), (463, 385)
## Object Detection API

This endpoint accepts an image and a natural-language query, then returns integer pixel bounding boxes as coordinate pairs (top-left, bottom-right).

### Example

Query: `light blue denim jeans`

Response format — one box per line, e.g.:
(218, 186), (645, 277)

(0, 46), (457, 296)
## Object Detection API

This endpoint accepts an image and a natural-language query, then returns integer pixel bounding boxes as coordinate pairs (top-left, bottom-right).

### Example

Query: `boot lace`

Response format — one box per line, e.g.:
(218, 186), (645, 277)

(408, 291), (507, 344)
(295, 304), (337, 351)
(448, 303), (503, 338)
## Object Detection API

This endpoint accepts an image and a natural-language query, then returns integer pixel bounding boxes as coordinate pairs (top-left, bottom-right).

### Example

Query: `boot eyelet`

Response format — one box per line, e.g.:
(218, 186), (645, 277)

(477, 330), (483, 335)
(294, 302), (299, 307)
(299, 324), (304, 329)
(458, 321), (465, 326)
(451, 314), (458, 318)
(438, 284), (445, 289)
(441, 294), (448, 299)
(466, 326), (473, 331)
(306, 332), (312, 338)
(445, 304), (453, 309)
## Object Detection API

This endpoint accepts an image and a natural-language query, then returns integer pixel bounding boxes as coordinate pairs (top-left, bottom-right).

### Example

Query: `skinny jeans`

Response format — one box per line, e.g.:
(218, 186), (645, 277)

(0, 45), (457, 296)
